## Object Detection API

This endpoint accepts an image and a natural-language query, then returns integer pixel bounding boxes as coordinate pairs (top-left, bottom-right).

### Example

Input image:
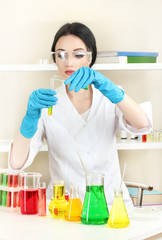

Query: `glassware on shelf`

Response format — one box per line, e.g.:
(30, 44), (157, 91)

(64, 184), (82, 222)
(81, 173), (109, 225)
(48, 180), (68, 219)
(107, 188), (130, 228)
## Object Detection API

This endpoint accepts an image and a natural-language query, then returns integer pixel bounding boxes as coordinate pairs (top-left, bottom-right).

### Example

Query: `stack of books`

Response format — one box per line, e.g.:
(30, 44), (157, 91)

(128, 187), (162, 206)
(96, 51), (159, 64)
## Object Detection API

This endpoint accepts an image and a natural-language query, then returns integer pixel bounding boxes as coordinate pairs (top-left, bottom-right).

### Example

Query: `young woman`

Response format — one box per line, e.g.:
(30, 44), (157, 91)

(9, 22), (152, 205)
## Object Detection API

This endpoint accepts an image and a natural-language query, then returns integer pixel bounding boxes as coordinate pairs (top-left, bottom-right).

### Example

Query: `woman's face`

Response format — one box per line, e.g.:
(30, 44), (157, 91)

(54, 34), (91, 79)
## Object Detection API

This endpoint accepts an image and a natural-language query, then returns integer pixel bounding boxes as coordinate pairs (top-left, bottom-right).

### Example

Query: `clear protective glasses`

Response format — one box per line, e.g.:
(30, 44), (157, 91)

(50, 50), (92, 66)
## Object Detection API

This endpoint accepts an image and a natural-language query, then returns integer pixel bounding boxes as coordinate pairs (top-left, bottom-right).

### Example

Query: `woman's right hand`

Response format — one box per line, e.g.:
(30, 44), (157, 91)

(20, 89), (58, 138)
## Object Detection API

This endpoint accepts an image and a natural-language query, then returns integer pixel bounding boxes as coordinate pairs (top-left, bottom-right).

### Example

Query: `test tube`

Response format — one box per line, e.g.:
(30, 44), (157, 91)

(7, 172), (13, 207)
(159, 129), (162, 142)
(2, 170), (8, 206)
(65, 190), (69, 201)
(142, 134), (147, 142)
(12, 172), (19, 208)
(38, 182), (46, 216)
(0, 169), (4, 206)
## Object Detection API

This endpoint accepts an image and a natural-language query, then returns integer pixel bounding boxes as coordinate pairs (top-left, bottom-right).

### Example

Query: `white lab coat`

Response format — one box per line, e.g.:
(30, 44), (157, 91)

(11, 84), (152, 206)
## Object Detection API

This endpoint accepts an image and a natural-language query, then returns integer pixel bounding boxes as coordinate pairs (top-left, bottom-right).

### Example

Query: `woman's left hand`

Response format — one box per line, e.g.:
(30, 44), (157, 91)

(64, 67), (125, 104)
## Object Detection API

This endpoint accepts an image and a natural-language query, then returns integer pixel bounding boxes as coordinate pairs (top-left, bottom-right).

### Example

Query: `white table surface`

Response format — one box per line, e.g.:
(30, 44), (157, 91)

(0, 205), (162, 240)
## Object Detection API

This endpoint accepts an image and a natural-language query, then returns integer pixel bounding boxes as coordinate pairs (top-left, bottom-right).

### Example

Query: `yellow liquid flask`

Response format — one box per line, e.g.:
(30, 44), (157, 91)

(64, 184), (83, 222)
(49, 180), (68, 219)
(107, 188), (130, 228)
(81, 173), (109, 225)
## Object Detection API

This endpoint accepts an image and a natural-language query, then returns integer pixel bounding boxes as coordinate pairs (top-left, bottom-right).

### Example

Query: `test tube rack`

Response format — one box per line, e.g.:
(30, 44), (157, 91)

(0, 185), (21, 209)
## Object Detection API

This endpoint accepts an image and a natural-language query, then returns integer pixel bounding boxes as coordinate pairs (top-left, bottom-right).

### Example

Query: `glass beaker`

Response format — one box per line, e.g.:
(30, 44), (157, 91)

(81, 173), (109, 225)
(48, 180), (68, 219)
(107, 188), (130, 228)
(19, 172), (42, 215)
(65, 184), (83, 222)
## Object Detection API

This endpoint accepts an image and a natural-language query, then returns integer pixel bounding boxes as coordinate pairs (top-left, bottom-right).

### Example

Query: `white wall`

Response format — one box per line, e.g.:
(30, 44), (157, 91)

(0, 0), (162, 191)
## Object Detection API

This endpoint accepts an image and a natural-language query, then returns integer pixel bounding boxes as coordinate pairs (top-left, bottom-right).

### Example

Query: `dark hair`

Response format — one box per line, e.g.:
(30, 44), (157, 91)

(51, 22), (97, 67)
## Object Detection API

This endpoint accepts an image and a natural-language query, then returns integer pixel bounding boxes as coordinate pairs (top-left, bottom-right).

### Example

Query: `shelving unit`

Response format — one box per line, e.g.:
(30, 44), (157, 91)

(0, 62), (162, 152)
(1, 138), (162, 152)
(0, 63), (162, 72)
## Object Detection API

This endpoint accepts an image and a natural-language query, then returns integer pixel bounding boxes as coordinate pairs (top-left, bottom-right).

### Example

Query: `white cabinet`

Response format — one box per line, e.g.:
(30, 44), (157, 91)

(0, 63), (161, 152)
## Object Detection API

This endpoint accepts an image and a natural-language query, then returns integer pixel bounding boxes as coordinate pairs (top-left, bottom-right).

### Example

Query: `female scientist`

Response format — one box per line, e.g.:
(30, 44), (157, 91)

(9, 22), (152, 205)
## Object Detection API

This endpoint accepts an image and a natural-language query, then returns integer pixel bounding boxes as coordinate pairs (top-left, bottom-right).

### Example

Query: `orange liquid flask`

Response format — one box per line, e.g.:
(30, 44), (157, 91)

(107, 188), (130, 228)
(65, 185), (83, 222)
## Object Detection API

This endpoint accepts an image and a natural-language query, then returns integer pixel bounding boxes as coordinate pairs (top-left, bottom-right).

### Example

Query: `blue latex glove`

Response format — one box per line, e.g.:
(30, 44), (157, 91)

(20, 89), (58, 138)
(64, 67), (125, 103)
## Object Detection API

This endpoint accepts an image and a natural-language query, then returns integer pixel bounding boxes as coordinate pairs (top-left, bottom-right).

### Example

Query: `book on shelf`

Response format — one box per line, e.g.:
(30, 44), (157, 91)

(128, 187), (162, 206)
(96, 51), (159, 64)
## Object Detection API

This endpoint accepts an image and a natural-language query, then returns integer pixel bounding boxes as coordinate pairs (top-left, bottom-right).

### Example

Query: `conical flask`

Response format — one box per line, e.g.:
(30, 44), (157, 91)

(48, 180), (68, 219)
(81, 173), (109, 225)
(107, 188), (130, 228)
(64, 184), (83, 221)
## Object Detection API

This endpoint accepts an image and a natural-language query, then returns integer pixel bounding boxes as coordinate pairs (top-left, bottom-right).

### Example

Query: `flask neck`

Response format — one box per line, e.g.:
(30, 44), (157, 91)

(114, 188), (123, 197)
(86, 173), (104, 186)
(53, 185), (65, 199)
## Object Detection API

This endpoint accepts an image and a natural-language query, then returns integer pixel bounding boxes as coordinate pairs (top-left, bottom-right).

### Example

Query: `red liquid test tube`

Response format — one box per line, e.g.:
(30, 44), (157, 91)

(13, 174), (19, 208)
(7, 174), (13, 207)
(38, 182), (46, 216)
(142, 134), (147, 142)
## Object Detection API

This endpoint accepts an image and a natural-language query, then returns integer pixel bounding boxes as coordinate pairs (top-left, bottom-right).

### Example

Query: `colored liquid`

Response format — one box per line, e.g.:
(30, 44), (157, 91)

(20, 189), (38, 215)
(7, 174), (13, 207)
(107, 194), (130, 228)
(65, 198), (83, 222)
(81, 185), (109, 225)
(13, 175), (19, 208)
(49, 198), (68, 219)
(0, 190), (2, 206)
(53, 185), (65, 199)
(65, 193), (69, 201)
(0, 173), (4, 206)
(38, 188), (46, 216)
(142, 134), (147, 142)
(2, 174), (8, 206)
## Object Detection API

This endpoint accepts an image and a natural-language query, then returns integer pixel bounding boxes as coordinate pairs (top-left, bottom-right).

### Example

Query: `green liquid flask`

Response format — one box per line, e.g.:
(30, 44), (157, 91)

(49, 180), (68, 219)
(107, 188), (130, 228)
(81, 173), (109, 225)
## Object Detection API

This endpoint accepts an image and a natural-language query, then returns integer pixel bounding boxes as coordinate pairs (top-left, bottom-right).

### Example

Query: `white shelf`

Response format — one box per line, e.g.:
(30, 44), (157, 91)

(0, 63), (162, 72)
(117, 138), (162, 150)
(1, 139), (162, 153)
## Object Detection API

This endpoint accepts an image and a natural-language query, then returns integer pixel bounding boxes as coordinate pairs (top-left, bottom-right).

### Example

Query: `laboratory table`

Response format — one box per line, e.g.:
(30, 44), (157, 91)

(0, 205), (162, 240)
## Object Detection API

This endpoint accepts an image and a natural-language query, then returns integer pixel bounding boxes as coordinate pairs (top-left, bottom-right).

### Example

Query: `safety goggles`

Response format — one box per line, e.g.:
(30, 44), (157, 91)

(51, 50), (92, 66)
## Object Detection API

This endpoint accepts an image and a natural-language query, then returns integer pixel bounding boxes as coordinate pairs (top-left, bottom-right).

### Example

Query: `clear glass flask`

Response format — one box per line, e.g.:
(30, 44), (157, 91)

(81, 173), (109, 225)
(107, 188), (130, 228)
(64, 184), (83, 222)
(48, 180), (68, 219)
